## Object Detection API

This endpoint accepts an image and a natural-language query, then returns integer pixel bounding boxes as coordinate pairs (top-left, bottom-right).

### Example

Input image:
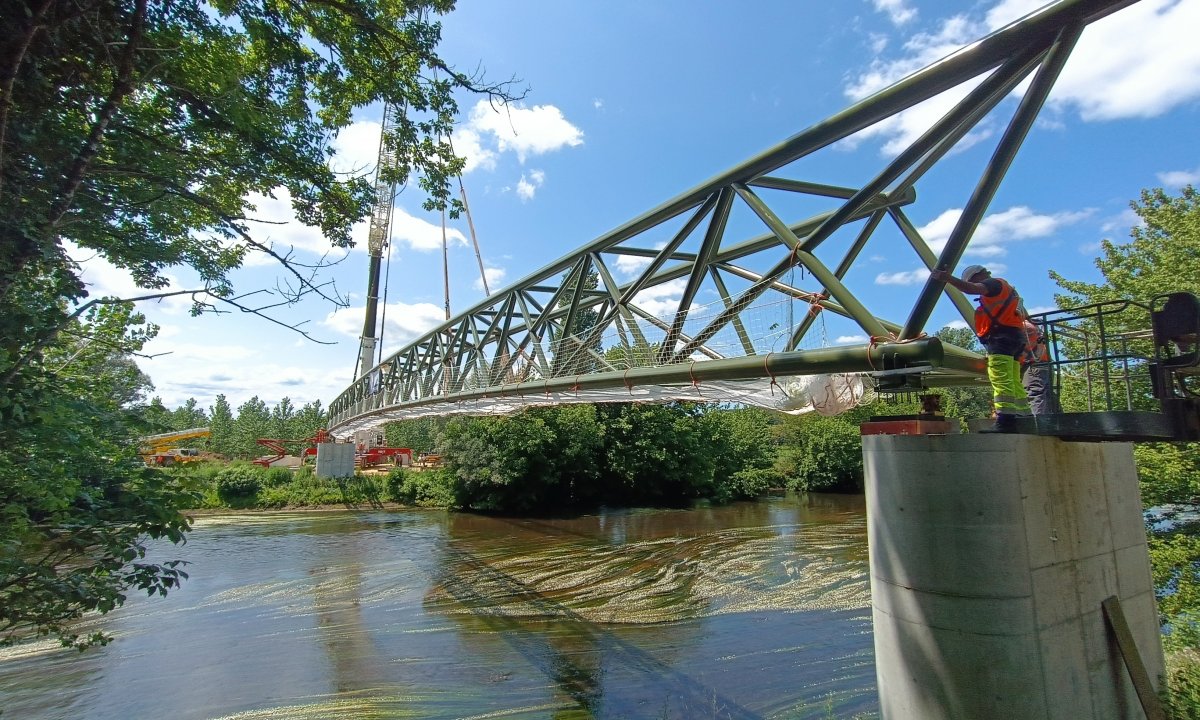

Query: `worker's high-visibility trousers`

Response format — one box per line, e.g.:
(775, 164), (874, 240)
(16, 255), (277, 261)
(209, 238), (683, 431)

(988, 353), (1031, 416)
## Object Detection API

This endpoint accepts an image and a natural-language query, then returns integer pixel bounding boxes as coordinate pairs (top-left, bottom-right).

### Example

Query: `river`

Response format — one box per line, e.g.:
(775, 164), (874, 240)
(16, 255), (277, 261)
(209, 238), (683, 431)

(0, 494), (878, 719)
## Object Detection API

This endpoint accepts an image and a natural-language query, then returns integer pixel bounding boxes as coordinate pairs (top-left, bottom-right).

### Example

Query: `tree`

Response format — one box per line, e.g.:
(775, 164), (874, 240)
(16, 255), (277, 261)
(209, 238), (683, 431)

(233, 396), (272, 459)
(208, 394), (236, 458)
(1, 0), (519, 647)
(934, 326), (993, 421)
(385, 416), (449, 453)
(292, 400), (327, 442)
(269, 397), (297, 440)
(0, 302), (191, 648)
(170, 398), (208, 430)
(1052, 185), (1200, 650)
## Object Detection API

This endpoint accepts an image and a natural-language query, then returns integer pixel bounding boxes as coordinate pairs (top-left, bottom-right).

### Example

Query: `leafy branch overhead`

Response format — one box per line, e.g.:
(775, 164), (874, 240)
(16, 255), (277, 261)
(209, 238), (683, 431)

(0, 0), (523, 329)
(0, 0), (522, 649)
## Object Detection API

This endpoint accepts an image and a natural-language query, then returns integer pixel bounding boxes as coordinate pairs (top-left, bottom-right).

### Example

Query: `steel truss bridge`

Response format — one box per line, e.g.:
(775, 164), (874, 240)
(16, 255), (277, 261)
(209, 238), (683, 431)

(329, 0), (1140, 436)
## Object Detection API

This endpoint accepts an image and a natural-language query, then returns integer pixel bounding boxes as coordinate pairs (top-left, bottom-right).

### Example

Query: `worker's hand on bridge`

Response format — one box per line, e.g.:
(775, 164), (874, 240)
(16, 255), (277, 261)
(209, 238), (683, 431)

(930, 268), (950, 283)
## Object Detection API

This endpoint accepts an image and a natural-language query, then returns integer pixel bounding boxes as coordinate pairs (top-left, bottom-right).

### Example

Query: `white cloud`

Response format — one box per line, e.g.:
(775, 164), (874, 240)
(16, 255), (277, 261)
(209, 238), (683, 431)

(65, 241), (197, 314)
(917, 205), (1090, 256)
(836, 334), (869, 344)
(516, 169), (546, 201)
(324, 300), (446, 349)
(390, 206), (468, 251)
(1159, 167), (1200, 188)
(475, 266), (507, 293)
(450, 127), (498, 174)
(1100, 207), (1142, 235)
(875, 268), (930, 286)
(465, 100), (584, 165)
(138, 339), (346, 410)
(631, 278), (691, 318)
(242, 189), (354, 263)
(593, 98), (604, 110)
(873, 0), (917, 26)
(613, 242), (669, 278)
(1048, 0), (1200, 121)
(944, 319), (970, 330)
(868, 32), (889, 54)
(846, 0), (1200, 154)
(328, 120), (384, 177)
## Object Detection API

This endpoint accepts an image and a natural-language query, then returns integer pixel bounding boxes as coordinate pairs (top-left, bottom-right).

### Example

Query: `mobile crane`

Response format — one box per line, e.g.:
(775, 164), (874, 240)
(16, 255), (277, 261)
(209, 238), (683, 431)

(139, 427), (211, 466)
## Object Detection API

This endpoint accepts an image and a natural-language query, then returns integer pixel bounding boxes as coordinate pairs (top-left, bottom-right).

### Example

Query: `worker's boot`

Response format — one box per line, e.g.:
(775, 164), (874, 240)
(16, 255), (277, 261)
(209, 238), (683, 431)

(979, 413), (1017, 434)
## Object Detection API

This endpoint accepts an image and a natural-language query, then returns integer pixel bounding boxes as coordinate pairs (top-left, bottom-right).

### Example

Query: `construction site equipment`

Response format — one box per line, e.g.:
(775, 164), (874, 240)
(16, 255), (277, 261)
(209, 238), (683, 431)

(139, 427), (211, 466)
(355, 446), (412, 470)
(252, 429), (331, 468)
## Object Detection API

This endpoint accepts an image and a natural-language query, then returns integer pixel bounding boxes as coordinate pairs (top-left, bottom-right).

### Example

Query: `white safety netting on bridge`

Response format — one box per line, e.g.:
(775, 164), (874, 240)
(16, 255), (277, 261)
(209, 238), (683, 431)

(333, 372), (875, 436)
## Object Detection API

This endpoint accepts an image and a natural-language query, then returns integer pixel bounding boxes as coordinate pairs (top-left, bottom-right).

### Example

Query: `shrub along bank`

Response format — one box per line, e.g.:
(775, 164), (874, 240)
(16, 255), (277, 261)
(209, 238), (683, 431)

(170, 399), (953, 513)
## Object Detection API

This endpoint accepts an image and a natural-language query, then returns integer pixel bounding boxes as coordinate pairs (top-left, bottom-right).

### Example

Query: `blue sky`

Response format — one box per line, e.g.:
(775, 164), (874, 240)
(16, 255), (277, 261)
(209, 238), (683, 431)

(72, 0), (1200, 412)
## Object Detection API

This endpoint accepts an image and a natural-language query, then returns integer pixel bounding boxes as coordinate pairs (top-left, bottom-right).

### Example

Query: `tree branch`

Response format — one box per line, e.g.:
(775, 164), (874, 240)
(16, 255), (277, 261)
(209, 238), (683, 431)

(43, 0), (146, 232)
(0, 0), (55, 191)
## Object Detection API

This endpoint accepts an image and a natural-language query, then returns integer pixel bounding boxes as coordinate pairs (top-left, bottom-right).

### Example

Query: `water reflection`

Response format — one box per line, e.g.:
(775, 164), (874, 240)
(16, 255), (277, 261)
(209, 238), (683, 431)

(0, 494), (877, 719)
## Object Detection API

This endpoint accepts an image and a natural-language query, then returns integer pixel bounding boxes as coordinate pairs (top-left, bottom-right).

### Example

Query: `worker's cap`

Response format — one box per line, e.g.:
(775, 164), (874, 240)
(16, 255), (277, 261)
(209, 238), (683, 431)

(960, 264), (988, 282)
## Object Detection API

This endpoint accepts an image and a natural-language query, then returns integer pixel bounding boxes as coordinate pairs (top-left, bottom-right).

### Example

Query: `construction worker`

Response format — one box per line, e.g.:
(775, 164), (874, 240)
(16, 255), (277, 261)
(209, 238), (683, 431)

(1021, 319), (1061, 416)
(931, 264), (1030, 432)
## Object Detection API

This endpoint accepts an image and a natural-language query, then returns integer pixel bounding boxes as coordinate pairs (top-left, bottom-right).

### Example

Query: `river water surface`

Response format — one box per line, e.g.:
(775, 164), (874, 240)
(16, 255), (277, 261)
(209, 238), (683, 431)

(0, 494), (877, 719)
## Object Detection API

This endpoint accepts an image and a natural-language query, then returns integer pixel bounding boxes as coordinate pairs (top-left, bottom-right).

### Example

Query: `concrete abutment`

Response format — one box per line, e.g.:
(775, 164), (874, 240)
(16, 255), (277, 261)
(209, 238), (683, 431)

(863, 433), (1164, 719)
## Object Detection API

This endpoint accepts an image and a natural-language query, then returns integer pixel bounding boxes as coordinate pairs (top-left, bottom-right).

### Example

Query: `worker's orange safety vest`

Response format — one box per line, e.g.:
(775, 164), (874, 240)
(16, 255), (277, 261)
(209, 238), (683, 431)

(1021, 322), (1049, 365)
(974, 279), (1025, 338)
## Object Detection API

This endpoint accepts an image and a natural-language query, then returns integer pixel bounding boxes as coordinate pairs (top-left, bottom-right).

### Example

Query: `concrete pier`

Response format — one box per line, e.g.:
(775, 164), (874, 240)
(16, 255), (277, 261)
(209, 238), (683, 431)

(863, 433), (1163, 719)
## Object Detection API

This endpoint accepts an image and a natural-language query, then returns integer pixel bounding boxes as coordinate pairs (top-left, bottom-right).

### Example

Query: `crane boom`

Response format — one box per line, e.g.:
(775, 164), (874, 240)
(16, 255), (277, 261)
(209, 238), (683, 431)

(357, 103), (398, 379)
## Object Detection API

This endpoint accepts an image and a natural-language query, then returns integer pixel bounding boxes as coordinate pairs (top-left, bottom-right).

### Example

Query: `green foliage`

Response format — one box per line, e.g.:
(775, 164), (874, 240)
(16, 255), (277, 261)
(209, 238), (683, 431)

(1051, 186), (1200, 660)
(1151, 532), (1200, 651)
(384, 417), (449, 453)
(1138, 443), (1200, 507)
(0, 304), (194, 649)
(702, 406), (782, 503)
(774, 413), (864, 492)
(1165, 648), (1200, 720)
(214, 464), (264, 504)
(387, 468), (457, 508)
(600, 403), (716, 506)
(264, 466), (294, 488)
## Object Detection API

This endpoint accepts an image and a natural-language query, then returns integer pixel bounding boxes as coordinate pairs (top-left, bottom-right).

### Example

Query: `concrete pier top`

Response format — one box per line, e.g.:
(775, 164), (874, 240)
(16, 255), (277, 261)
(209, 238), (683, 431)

(863, 433), (1163, 720)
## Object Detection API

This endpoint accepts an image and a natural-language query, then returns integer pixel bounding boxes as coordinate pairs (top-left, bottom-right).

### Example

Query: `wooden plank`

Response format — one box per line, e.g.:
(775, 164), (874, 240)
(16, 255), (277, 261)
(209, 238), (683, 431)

(1102, 595), (1166, 720)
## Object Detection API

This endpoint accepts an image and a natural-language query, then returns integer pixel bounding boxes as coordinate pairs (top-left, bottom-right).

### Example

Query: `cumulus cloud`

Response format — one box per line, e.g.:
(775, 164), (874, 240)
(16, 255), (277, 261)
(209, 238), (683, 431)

(241, 189), (355, 263)
(873, 0), (917, 26)
(917, 206), (1090, 257)
(390, 206), (468, 251)
(846, 0), (1200, 154)
(475, 266), (507, 293)
(631, 278), (692, 319)
(64, 241), (197, 314)
(324, 300), (447, 349)
(464, 100), (584, 165)
(836, 334), (869, 344)
(875, 268), (931, 286)
(138, 341), (347, 410)
(1159, 166), (1200, 188)
(516, 169), (546, 201)
(328, 120), (385, 177)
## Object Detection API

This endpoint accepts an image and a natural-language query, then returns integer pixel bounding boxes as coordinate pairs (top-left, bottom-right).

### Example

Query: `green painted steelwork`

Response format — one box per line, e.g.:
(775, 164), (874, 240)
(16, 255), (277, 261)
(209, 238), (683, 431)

(328, 0), (1141, 433)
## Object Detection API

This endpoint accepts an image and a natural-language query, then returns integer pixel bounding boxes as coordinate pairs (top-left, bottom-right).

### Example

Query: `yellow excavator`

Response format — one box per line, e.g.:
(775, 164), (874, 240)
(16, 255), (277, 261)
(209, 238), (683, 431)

(138, 427), (212, 466)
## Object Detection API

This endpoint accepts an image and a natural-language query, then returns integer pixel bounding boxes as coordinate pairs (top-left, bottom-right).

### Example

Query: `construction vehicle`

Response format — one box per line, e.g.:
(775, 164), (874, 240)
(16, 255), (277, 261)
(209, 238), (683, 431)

(139, 427), (211, 466)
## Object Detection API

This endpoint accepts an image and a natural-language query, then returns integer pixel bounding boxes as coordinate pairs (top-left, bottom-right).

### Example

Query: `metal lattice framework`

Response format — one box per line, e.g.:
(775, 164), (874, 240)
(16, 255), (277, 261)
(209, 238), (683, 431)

(329, 0), (1139, 435)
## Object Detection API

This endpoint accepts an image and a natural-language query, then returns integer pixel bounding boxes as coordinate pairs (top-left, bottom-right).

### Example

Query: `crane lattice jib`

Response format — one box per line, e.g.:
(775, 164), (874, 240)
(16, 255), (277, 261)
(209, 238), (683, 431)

(329, 0), (1139, 435)
(357, 103), (398, 378)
